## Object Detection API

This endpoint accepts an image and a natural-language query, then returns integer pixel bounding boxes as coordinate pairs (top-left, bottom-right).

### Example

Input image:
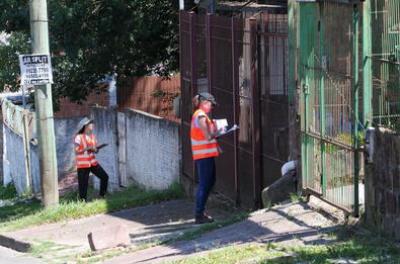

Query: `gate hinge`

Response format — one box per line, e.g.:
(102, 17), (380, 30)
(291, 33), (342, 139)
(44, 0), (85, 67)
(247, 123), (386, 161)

(303, 84), (310, 95)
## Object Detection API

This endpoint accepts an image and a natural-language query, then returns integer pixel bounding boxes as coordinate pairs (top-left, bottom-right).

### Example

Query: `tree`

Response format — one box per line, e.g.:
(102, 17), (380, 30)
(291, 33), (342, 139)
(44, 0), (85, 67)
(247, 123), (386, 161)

(0, 0), (179, 103)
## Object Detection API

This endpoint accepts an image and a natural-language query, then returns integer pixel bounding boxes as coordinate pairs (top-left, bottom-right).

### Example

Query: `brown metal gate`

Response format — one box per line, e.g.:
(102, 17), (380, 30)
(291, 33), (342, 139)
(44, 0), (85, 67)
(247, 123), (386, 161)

(180, 10), (288, 209)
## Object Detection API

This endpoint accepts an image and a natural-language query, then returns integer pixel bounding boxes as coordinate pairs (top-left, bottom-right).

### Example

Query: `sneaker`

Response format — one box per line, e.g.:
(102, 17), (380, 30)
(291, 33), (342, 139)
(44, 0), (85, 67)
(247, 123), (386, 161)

(195, 214), (214, 224)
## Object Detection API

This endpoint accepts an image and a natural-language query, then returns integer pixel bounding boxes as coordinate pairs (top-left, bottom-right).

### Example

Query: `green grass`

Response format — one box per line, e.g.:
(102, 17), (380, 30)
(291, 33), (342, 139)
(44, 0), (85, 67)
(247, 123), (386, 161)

(170, 243), (286, 264)
(0, 183), (18, 200)
(288, 231), (400, 264)
(0, 183), (184, 232)
(170, 229), (400, 264)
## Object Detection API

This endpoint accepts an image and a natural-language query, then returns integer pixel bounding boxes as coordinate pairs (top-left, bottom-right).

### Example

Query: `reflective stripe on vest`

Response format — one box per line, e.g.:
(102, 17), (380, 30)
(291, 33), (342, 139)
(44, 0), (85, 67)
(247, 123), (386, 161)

(76, 134), (98, 169)
(190, 109), (219, 160)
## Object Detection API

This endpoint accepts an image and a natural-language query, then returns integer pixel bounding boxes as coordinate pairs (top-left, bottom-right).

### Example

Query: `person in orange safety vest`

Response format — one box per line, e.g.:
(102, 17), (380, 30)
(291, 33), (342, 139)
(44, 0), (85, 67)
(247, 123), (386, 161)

(191, 92), (221, 224)
(74, 117), (109, 201)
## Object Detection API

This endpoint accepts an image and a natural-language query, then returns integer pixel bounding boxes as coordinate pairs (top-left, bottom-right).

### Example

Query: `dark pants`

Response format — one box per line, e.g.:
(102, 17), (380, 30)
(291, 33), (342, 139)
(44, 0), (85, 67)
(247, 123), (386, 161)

(77, 164), (109, 201)
(195, 157), (216, 218)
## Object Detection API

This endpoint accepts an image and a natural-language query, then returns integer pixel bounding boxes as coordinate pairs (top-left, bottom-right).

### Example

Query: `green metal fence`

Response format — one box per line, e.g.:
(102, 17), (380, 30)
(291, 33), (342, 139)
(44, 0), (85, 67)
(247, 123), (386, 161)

(371, 0), (400, 131)
(298, 1), (362, 215)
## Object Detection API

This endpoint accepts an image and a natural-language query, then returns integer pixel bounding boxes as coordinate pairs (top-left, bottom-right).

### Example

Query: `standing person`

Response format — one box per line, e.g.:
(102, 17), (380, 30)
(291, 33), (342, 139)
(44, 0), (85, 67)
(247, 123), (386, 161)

(191, 92), (220, 224)
(74, 117), (109, 201)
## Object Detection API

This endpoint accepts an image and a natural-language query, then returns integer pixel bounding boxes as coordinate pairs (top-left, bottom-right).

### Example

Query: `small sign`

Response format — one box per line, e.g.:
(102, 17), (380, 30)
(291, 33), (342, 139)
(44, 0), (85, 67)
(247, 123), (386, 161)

(19, 54), (53, 86)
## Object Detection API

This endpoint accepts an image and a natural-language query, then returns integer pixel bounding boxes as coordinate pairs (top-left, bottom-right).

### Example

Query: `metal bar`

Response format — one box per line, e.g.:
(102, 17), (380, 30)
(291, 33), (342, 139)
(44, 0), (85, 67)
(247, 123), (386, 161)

(250, 18), (262, 209)
(206, 14), (213, 94)
(303, 131), (354, 151)
(190, 12), (198, 96)
(363, 0), (372, 126)
(231, 16), (240, 207)
(352, 4), (360, 217)
(304, 188), (352, 214)
(179, 11), (184, 185)
(189, 12), (198, 181)
(319, 4), (327, 196)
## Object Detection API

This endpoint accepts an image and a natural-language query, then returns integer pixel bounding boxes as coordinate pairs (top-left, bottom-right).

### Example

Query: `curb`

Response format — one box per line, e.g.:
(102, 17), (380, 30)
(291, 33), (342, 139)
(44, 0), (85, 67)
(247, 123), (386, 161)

(0, 234), (32, 252)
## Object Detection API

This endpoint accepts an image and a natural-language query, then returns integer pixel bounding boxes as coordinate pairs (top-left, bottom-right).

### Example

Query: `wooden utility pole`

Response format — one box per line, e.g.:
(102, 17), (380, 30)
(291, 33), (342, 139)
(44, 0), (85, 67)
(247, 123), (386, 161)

(29, 0), (59, 207)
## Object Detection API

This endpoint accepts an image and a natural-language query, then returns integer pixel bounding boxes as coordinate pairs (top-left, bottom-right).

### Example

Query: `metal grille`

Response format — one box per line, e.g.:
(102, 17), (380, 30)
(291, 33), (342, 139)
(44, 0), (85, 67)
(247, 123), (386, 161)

(299, 1), (361, 214)
(180, 9), (289, 209)
(371, 0), (400, 131)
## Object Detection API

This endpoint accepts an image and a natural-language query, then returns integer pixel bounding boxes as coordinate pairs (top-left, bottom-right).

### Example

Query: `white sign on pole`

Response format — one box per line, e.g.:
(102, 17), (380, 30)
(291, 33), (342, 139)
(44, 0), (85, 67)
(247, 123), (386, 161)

(19, 54), (53, 86)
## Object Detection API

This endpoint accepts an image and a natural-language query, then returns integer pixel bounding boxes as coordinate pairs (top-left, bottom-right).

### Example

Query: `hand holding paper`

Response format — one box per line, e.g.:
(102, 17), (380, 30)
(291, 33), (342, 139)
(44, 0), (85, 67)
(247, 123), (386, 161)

(216, 124), (239, 138)
(214, 119), (228, 133)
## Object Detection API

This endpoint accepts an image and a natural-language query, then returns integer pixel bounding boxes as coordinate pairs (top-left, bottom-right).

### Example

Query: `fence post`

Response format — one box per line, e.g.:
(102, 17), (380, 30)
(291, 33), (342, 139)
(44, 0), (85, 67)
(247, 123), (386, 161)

(362, 0), (372, 126)
(231, 16), (240, 206)
(190, 12), (198, 96)
(206, 13), (213, 94)
(353, 4), (360, 217)
(118, 112), (127, 187)
(250, 18), (262, 209)
(22, 111), (32, 193)
(189, 12), (198, 183)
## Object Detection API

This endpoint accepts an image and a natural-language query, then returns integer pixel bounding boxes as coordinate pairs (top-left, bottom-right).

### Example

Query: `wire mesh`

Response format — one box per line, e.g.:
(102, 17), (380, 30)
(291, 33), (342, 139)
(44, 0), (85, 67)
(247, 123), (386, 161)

(371, 0), (400, 132)
(300, 1), (360, 212)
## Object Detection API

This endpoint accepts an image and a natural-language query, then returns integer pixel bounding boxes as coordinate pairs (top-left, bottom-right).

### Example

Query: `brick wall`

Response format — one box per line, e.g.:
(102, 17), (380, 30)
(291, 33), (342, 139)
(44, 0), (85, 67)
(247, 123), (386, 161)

(55, 92), (110, 119)
(365, 127), (400, 239)
(117, 75), (180, 122)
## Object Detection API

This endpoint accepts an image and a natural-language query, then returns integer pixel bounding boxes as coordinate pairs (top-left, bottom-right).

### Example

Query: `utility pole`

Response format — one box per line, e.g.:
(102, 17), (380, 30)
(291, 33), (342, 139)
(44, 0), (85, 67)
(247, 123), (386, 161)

(29, 0), (59, 207)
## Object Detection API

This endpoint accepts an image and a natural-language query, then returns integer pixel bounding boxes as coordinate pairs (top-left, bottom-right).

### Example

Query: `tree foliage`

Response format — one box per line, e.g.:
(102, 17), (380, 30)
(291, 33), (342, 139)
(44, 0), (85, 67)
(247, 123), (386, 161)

(0, 0), (179, 102)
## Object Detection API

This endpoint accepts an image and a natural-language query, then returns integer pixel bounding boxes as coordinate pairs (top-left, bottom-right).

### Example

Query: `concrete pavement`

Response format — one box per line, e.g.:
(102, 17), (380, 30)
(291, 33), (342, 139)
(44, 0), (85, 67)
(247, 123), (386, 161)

(104, 202), (339, 264)
(0, 245), (43, 264)
(1, 199), (232, 261)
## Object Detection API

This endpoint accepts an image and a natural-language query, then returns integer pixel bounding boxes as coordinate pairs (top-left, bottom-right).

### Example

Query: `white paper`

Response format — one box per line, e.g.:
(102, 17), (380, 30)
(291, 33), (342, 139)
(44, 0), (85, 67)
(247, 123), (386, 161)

(215, 119), (228, 131)
(217, 124), (239, 137)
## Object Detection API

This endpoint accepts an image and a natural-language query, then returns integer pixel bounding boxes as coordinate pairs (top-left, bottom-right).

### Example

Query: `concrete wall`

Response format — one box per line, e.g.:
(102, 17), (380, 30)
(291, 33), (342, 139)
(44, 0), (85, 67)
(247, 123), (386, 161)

(3, 126), (29, 194)
(54, 117), (83, 174)
(90, 107), (120, 191)
(91, 106), (180, 191)
(4, 100), (180, 195)
(3, 117), (81, 194)
(124, 109), (180, 190)
(365, 127), (400, 239)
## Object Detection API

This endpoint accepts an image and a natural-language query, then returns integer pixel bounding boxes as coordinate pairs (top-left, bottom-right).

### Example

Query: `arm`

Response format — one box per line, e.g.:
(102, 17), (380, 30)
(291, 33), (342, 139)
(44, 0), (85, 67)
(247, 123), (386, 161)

(198, 116), (218, 141)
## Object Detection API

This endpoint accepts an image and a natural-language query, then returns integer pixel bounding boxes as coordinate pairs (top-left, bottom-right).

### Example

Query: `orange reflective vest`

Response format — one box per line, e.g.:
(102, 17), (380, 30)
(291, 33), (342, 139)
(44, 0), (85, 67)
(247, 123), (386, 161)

(75, 134), (98, 169)
(190, 109), (219, 161)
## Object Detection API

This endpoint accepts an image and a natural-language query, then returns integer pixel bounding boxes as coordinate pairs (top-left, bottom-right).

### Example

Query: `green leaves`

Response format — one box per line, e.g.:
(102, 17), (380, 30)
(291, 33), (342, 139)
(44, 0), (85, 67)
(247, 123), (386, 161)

(0, 0), (178, 103)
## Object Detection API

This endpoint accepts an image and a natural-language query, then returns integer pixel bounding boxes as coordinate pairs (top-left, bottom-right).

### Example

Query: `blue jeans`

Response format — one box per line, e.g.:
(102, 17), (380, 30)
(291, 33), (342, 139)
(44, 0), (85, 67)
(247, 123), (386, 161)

(195, 157), (216, 217)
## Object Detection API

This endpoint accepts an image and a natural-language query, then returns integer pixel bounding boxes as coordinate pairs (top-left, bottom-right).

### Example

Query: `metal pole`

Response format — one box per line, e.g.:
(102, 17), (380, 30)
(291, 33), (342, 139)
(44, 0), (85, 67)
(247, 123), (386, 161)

(319, 5), (327, 197)
(231, 17), (240, 206)
(352, 4), (360, 217)
(249, 18), (261, 209)
(362, 0), (372, 126)
(29, 0), (59, 207)
(22, 85), (27, 109)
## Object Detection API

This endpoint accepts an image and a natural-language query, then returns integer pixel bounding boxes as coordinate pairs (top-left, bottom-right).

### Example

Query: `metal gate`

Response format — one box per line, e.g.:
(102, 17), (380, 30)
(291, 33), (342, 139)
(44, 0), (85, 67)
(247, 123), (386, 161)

(298, 1), (362, 215)
(371, 0), (400, 131)
(180, 10), (289, 209)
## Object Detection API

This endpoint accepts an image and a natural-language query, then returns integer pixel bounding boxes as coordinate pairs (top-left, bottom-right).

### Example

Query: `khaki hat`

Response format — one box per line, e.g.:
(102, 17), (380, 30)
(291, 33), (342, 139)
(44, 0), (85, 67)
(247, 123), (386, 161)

(76, 117), (93, 134)
(199, 92), (217, 105)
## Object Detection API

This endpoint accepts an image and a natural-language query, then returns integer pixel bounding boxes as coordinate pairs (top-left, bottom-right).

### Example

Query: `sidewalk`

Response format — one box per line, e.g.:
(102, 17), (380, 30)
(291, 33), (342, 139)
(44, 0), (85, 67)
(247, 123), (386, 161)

(1, 200), (232, 261)
(0, 245), (43, 264)
(104, 202), (339, 264)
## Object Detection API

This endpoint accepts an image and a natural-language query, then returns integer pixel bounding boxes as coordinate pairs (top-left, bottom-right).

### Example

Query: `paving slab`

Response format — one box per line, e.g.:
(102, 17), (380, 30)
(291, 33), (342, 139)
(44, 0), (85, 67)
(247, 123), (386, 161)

(104, 202), (339, 264)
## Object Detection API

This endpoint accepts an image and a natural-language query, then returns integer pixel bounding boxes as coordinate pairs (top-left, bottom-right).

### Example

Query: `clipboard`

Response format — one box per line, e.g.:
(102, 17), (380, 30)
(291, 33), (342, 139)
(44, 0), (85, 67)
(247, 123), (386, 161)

(96, 143), (109, 150)
(216, 124), (239, 138)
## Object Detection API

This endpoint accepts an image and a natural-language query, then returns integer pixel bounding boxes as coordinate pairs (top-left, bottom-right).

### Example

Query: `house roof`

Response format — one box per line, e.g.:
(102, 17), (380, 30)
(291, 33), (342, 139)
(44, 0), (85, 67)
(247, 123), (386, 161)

(217, 1), (286, 13)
